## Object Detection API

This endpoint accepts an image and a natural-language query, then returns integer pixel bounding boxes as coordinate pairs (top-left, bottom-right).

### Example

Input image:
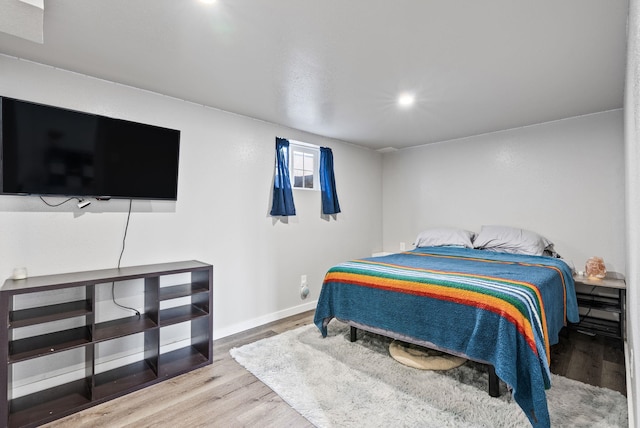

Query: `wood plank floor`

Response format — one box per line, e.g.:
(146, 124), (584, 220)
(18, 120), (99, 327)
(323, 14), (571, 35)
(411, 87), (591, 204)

(45, 310), (626, 427)
(550, 328), (627, 396)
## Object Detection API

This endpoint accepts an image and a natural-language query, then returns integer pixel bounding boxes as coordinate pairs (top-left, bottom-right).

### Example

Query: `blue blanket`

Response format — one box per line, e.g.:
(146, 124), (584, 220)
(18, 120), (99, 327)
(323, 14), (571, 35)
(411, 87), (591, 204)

(314, 247), (578, 427)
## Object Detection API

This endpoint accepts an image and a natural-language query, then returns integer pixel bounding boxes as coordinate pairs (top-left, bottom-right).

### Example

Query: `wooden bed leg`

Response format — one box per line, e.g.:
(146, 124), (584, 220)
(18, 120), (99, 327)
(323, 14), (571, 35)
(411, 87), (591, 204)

(488, 365), (500, 397)
(350, 326), (357, 342)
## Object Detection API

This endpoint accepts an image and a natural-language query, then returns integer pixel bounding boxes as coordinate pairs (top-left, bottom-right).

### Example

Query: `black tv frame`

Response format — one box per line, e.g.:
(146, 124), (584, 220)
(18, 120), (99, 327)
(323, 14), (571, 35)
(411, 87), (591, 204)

(0, 96), (181, 201)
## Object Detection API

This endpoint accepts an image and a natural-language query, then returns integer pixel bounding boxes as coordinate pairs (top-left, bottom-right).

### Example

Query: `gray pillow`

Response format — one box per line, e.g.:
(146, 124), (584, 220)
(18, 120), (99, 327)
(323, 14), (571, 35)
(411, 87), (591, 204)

(473, 225), (553, 256)
(415, 228), (476, 249)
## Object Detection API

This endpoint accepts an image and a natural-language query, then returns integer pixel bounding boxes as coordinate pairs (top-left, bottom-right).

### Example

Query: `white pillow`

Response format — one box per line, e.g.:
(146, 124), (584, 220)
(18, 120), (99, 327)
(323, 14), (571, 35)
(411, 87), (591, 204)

(473, 225), (553, 256)
(414, 228), (476, 249)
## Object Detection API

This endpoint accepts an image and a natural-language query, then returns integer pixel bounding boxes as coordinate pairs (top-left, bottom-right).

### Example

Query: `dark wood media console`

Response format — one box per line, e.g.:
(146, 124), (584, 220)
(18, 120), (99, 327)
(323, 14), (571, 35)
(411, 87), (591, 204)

(0, 261), (213, 428)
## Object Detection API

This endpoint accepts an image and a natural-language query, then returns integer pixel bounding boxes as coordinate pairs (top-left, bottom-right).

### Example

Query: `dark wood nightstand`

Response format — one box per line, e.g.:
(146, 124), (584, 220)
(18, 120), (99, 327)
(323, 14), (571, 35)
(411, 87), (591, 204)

(570, 274), (626, 345)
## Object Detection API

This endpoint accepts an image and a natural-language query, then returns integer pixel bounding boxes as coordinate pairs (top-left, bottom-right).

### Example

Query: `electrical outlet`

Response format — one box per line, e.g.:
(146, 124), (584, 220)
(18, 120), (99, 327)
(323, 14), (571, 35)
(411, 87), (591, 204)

(300, 285), (310, 299)
(300, 274), (310, 299)
(400, 242), (406, 251)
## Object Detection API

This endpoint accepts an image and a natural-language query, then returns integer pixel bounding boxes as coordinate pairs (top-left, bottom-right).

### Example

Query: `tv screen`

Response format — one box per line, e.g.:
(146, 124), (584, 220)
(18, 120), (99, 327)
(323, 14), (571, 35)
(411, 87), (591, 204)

(0, 96), (180, 200)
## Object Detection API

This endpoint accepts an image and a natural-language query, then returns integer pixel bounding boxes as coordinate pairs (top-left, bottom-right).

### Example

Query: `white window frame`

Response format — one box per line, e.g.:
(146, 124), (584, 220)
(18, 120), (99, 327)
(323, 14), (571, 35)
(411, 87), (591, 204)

(289, 140), (320, 191)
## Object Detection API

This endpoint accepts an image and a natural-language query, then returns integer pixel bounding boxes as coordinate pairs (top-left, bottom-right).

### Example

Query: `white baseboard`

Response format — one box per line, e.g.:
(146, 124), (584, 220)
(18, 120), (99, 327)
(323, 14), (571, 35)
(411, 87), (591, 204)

(213, 300), (317, 340)
(625, 340), (635, 428)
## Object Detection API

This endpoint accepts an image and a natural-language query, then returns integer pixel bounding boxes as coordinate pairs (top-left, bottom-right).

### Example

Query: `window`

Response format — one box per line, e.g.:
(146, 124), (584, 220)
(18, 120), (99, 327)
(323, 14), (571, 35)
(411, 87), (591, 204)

(270, 137), (341, 217)
(289, 141), (319, 191)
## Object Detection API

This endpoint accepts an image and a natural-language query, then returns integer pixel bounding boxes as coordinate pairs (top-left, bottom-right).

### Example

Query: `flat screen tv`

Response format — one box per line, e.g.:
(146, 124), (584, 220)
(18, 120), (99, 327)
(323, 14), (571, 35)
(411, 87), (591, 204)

(0, 96), (180, 200)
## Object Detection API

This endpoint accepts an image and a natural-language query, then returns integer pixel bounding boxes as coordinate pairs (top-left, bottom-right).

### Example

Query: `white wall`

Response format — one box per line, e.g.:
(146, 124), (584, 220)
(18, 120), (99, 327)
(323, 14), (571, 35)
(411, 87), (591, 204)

(0, 54), (383, 338)
(382, 110), (625, 274)
(625, 0), (640, 426)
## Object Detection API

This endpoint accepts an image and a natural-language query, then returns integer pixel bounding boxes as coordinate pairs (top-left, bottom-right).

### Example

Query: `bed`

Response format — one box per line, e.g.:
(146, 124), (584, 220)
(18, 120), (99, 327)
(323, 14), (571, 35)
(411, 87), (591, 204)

(314, 227), (579, 428)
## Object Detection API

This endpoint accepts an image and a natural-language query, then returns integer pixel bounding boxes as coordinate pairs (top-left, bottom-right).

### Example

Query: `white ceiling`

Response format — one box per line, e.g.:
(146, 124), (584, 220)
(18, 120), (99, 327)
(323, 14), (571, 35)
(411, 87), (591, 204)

(0, 0), (629, 150)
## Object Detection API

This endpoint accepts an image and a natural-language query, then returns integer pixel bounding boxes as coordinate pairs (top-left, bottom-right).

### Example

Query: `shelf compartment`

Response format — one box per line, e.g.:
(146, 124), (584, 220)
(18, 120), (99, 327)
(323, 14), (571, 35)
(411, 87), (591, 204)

(93, 360), (158, 401)
(158, 346), (209, 378)
(570, 317), (621, 338)
(9, 326), (92, 363)
(159, 282), (209, 301)
(8, 378), (91, 428)
(93, 314), (158, 342)
(159, 304), (208, 327)
(576, 295), (622, 313)
(10, 300), (92, 329)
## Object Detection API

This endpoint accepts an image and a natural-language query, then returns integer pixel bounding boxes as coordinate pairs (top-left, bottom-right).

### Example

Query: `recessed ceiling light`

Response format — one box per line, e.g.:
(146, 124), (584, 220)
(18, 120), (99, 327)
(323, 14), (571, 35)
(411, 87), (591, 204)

(199, 0), (216, 4)
(397, 93), (415, 108)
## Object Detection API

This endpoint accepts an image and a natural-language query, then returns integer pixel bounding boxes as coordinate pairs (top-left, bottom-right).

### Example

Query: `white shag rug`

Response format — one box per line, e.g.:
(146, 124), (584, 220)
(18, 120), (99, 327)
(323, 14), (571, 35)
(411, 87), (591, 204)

(230, 321), (628, 428)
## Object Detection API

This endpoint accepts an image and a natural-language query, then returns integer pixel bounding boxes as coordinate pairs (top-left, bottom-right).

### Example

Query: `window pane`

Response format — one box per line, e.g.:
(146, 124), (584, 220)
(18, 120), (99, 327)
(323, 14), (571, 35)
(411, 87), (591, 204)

(303, 153), (313, 172)
(293, 168), (303, 188)
(304, 174), (313, 188)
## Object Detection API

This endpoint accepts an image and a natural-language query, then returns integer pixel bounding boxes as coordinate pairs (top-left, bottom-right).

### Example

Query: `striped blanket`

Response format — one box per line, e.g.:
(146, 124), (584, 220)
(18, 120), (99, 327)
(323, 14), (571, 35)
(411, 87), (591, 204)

(314, 246), (578, 428)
